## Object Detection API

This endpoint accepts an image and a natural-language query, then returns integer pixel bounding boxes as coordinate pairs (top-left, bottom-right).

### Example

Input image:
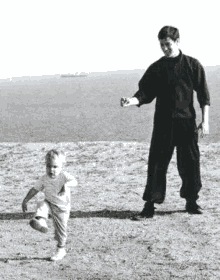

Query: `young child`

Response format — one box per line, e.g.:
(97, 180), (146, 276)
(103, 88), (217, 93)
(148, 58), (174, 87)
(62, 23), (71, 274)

(22, 149), (77, 261)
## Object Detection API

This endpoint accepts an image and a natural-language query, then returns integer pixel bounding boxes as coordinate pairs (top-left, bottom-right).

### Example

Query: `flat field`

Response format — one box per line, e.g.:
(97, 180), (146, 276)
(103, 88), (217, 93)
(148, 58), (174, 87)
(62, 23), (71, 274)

(0, 141), (219, 279)
(0, 71), (218, 143)
(0, 71), (219, 279)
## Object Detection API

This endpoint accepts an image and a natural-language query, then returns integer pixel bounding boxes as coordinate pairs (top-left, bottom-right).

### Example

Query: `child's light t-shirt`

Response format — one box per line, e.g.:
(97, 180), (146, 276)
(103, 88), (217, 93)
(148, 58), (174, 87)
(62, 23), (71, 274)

(33, 171), (76, 211)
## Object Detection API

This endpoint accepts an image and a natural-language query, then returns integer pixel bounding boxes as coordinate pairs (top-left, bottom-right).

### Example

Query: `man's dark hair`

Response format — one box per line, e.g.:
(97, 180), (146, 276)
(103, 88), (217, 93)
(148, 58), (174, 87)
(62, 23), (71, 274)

(158, 26), (180, 41)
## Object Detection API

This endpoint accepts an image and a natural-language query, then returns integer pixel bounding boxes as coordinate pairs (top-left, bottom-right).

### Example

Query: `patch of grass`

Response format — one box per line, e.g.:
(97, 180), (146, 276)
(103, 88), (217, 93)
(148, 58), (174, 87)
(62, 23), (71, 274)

(0, 142), (219, 279)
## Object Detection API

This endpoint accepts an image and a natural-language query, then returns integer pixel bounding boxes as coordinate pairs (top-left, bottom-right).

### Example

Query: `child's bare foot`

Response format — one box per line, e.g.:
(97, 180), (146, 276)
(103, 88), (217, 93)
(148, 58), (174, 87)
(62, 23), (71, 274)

(50, 248), (66, 261)
(29, 217), (48, 233)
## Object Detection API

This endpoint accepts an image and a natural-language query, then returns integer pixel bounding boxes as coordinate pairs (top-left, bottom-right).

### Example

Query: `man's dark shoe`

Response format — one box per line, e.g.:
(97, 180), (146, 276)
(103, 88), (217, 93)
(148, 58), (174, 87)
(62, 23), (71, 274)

(132, 202), (155, 220)
(186, 201), (202, 214)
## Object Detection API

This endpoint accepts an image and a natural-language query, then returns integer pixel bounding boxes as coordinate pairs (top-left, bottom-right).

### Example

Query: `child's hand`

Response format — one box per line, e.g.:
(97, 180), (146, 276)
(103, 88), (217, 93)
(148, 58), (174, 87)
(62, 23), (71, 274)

(22, 200), (28, 212)
(58, 185), (66, 196)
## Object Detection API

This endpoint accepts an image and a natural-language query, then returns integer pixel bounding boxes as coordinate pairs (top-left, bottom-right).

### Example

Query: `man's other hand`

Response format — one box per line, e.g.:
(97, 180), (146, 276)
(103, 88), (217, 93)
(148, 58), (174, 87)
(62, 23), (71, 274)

(198, 121), (209, 138)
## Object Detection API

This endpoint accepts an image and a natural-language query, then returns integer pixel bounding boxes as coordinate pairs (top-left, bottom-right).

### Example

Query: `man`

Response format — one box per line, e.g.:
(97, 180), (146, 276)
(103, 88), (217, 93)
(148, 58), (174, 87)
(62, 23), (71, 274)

(121, 26), (210, 220)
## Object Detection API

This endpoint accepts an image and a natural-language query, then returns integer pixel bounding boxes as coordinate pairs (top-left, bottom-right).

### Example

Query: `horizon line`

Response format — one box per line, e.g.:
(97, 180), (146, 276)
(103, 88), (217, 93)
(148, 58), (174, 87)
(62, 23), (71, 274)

(0, 66), (219, 81)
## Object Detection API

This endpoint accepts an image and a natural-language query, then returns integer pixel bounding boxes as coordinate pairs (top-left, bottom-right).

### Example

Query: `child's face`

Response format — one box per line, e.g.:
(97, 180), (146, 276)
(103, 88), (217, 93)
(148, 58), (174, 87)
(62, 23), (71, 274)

(46, 156), (63, 179)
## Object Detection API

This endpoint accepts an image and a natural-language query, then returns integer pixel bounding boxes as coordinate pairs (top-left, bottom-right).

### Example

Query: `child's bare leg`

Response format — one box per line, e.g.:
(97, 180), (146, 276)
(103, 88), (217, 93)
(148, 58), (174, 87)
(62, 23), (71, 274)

(30, 200), (49, 233)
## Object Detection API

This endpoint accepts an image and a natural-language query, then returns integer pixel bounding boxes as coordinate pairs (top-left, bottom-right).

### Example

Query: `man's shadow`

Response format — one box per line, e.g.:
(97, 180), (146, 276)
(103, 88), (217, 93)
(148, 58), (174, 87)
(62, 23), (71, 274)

(0, 209), (186, 220)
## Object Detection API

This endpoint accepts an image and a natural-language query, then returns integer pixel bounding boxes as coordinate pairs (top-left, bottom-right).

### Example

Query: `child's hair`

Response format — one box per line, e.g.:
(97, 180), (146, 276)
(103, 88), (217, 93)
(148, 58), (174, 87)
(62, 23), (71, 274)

(158, 26), (180, 42)
(45, 149), (66, 164)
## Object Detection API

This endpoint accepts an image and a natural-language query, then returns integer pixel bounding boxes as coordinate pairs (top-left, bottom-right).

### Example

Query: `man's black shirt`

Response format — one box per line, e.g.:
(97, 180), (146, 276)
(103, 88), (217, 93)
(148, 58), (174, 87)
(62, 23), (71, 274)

(133, 51), (210, 121)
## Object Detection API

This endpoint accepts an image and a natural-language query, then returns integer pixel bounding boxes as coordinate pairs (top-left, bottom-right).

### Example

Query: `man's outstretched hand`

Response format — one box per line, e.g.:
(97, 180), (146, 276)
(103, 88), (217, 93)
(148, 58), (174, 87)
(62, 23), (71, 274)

(120, 97), (139, 107)
(121, 97), (131, 107)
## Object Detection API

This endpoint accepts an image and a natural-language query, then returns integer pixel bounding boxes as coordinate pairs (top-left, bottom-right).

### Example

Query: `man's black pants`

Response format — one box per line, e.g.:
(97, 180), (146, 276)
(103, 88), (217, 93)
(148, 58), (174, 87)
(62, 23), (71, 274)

(143, 117), (202, 203)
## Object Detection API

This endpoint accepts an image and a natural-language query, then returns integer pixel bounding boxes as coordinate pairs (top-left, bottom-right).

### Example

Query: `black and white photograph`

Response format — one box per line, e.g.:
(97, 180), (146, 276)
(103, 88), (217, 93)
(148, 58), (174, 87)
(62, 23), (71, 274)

(0, 0), (219, 279)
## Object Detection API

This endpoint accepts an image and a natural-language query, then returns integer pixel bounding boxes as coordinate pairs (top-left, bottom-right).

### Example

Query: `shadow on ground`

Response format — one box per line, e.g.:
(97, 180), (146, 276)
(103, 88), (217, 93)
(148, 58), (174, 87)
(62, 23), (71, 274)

(0, 209), (187, 220)
(0, 257), (51, 263)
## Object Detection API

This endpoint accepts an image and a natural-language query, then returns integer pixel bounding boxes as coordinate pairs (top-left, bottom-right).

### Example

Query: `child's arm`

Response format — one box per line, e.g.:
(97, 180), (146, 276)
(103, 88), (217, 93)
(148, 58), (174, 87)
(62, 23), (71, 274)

(58, 178), (78, 196)
(22, 187), (39, 212)
(65, 178), (78, 188)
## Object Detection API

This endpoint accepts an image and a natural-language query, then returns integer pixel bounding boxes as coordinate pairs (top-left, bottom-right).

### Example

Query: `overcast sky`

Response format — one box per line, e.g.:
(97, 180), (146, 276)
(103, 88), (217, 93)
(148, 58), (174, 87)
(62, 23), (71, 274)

(1, 0), (219, 79)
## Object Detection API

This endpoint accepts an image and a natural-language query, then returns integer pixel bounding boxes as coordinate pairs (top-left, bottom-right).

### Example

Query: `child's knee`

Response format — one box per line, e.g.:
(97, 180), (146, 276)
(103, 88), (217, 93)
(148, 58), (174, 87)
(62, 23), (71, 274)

(35, 200), (50, 219)
(36, 200), (44, 209)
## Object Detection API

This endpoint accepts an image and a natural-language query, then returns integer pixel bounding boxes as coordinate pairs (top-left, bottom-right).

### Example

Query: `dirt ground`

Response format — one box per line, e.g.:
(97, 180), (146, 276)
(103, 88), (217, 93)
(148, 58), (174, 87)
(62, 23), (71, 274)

(0, 141), (219, 279)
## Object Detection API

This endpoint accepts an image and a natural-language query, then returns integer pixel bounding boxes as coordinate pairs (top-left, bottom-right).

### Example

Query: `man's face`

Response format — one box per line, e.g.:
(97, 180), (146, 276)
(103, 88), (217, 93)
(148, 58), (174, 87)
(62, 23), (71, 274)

(46, 156), (63, 179)
(159, 37), (179, 58)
